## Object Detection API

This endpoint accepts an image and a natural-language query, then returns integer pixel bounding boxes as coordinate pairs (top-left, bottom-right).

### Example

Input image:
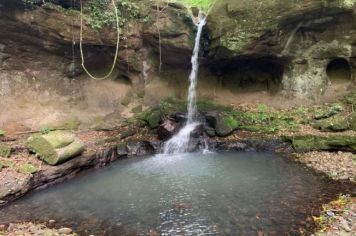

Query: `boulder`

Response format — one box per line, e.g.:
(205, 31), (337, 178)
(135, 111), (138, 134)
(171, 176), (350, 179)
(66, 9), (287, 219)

(312, 116), (349, 132)
(27, 131), (86, 165)
(172, 112), (187, 123)
(126, 141), (155, 157)
(206, 112), (238, 137)
(157, 118), (179, 140)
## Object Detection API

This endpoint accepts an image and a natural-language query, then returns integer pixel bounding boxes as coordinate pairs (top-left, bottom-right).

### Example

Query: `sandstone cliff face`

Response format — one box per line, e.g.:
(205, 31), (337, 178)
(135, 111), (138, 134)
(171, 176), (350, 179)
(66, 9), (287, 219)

(207, 0), (356, 98)
(0, 0), (196, 130)
(1, 0), (356, 131)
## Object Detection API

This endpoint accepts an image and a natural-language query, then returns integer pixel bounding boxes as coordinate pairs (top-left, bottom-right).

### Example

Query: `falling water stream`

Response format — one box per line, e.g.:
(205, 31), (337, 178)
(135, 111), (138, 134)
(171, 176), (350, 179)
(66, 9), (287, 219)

(163, 15), (207, 154)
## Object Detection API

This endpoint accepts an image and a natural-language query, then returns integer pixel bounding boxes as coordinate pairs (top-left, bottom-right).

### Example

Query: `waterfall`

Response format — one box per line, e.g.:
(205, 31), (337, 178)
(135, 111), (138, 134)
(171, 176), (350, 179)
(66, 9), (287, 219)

(163, 15), (207, 154)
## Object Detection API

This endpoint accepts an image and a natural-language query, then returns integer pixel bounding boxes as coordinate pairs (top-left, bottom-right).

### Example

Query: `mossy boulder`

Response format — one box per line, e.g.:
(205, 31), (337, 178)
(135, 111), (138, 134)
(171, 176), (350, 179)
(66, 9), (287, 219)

(283, 135), (356, 152)
(206, 112), (239, 137)
(314, 104), (343, 120)
(0, 130), (5, 137)
(0, 144), (11, 158)
(312, 115), (349, 132)
(27, 131), (86, 165)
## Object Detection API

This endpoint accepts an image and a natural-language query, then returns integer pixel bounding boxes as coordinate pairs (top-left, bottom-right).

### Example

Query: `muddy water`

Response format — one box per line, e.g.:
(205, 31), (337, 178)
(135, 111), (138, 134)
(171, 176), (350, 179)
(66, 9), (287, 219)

(0, 152), (352, 235)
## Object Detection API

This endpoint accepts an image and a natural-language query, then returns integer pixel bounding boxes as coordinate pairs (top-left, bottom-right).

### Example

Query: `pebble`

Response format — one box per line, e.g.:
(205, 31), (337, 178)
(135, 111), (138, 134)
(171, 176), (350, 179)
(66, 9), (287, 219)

(49, 219), (56, 224)
(58, 227), (72, 234)
(339, 218), (351, 232)
(326, 210), (335, 217)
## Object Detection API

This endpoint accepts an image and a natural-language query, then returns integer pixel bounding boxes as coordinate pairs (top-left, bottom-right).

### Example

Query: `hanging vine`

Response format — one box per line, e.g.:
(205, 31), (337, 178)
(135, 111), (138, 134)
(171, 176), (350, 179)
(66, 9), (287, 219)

(79, 0), (120, 80)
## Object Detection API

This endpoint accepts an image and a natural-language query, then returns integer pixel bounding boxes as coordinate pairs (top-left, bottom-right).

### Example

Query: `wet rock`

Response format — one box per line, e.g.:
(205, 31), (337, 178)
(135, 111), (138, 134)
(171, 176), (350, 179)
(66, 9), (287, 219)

(204, 125), (216, 137)
(214, 141), (247, 152)
(190, 124), (204, 138)
(186, 138), (201, 152)
(157, 118), (179, 140)
(126, 141), (155, 157)
(172, 112), (187, 123)
(117, 144), (129, 157)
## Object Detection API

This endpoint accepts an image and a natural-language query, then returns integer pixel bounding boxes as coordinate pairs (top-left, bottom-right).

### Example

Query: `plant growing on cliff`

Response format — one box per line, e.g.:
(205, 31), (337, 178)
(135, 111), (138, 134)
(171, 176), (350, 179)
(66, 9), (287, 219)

(85, 0), (139, 30)
(172, 0), (215, 12)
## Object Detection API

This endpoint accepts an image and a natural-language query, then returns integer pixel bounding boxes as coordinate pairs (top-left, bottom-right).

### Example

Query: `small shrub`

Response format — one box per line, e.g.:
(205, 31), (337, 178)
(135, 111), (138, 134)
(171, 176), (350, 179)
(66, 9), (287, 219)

(41, 127), (54, 135)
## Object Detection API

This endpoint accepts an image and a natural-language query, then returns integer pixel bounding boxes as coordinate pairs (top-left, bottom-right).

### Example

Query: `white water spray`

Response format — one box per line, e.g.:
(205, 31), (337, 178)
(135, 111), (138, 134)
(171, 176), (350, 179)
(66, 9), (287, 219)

(163, 15), (207, 154)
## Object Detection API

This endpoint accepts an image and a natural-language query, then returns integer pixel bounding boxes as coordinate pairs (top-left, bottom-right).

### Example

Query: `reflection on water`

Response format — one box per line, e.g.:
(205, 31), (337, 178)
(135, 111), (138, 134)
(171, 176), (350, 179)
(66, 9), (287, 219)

(0, 152), (349, 235)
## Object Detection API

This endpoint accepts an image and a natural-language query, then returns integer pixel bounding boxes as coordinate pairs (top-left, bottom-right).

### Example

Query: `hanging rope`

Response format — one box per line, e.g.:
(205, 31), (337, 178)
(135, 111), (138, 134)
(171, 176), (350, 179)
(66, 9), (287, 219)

(79, 0), (121, 80)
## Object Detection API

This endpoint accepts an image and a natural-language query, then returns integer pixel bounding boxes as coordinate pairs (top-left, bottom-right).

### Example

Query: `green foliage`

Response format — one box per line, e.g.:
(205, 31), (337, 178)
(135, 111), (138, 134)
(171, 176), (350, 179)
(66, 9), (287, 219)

(41, 127), (54, 135)
(172, 0), (215, 12)
(229, 104), (299, 134)
(0, 130), (5, 137)
(85, 0), (140, 30)
(224, 115), (238, 129)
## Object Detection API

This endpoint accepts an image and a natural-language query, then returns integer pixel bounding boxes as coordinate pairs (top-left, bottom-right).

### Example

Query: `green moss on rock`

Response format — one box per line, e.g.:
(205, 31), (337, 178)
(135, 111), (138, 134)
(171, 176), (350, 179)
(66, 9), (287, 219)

(312, 115), (349, 132)
(0, 130), (5, 137)
(314, 103), (343, 120)
(0, 144), (11, 158)
(18, 163), (38, 174)
(284, 135), (356, 152)
(27, 131), (85, 165)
